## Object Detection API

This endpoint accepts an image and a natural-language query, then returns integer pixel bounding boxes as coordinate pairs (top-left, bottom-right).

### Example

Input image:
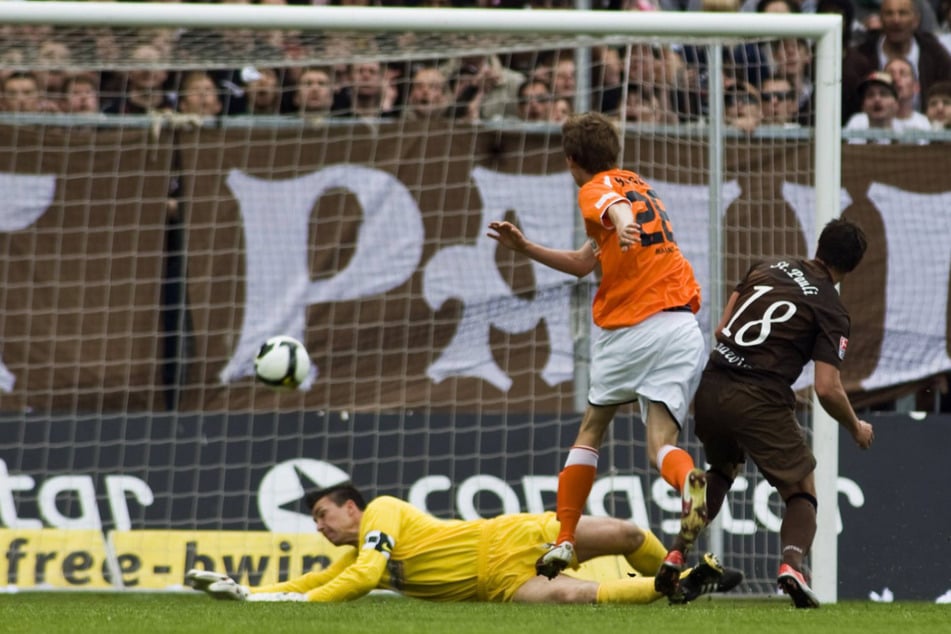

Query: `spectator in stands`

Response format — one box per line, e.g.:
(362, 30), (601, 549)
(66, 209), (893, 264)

(588, 46), (625, 115)
(730, 0), (800, 88)
(656, 0), (706, 9)
(925, 79), (951, 127)
(854, 0), (941, 36)
(516, 78), (555, 122)
(334, 60), (398, 119)
(177, 71), (224, 118)
(759, 76), (802, 126)
(845, 71), (901, 143)
(34, 40), (74, 112)
(293, 66), (336, 117)
(618, 0), (663, 12)
(0, 47), (27, 87)
(402, 66), (453, 121)
(724, 81), (763, 133)
(1, 72), (52, 113)
(816, 0), (869, 123)
(63, 75), (102, 115)
(843, 0), (951, 120)
(940, 0), (951, 54)
(884, 57), (933, 133)
(550, 96), (573, 123)
(736, 0), (801, 14)
(445, 53), (525, 122)
(552, 56), (577, 103)
(935, 0), (951, 53)
(103, 44), (176, 115)
(625, 42), (688, 121)
(622, 83), (679, 125)
(768, 38), (814, 125)
(241, 67), (284, 115)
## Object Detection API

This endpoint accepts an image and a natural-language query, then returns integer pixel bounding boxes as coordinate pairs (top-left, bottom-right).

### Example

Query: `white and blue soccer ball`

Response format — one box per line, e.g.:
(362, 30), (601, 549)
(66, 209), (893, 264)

(254, 335), (311, 391)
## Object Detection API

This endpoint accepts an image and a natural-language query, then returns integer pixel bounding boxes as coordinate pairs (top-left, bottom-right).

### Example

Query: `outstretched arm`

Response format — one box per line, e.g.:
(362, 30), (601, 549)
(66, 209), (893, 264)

(185, 548), (362, 603)
(254, 548), (358, 595)
(487, 220), (597, 278)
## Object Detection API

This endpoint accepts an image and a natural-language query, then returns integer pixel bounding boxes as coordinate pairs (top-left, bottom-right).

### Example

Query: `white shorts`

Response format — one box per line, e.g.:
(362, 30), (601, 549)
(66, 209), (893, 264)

(587, 310), (706, 428)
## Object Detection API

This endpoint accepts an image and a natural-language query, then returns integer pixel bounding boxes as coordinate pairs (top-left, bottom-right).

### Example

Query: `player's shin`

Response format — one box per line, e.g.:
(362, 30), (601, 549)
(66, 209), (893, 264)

(554, 450), (598, 544)
(625, 529), (667, 577)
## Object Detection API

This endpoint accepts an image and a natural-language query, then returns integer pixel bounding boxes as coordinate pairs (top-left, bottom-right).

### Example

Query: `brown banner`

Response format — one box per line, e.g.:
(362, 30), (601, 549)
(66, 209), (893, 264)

(0, 122), (946, 414)
(0, 125), (170, 413)
(177, 123), (950, 412)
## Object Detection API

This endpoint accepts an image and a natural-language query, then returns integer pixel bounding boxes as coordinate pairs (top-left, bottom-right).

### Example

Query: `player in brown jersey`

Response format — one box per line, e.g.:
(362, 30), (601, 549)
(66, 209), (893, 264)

(690, 218), (875, 609)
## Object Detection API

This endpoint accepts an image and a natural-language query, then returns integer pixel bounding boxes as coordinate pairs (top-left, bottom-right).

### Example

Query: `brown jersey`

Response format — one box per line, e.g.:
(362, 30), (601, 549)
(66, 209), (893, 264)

(706, 258), (851, 391)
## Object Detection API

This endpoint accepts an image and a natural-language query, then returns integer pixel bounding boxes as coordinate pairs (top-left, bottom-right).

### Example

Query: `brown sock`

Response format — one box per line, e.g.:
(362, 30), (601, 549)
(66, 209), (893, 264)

(705, 469), (733, 521)
(780, 495), (817, 570)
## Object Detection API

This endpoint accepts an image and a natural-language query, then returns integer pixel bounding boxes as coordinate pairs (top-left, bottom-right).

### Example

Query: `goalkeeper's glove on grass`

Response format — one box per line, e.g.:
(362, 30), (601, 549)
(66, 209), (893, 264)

(185, 569), (249, 601)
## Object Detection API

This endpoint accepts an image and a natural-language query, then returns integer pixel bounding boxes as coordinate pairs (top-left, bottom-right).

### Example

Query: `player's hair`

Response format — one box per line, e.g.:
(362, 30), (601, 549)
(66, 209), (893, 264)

(305, 483), (367, 510)
(816, 218), (867, 273)
(561, 111), (620, 175)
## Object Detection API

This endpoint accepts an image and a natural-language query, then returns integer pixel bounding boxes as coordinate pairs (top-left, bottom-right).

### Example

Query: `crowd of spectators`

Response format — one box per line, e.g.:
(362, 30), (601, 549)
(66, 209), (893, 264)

(0, 0), (949, 137)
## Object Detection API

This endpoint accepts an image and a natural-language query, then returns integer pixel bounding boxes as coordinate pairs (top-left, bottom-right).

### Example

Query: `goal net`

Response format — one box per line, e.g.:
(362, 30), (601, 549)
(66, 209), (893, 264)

(0, 3), (848, 600)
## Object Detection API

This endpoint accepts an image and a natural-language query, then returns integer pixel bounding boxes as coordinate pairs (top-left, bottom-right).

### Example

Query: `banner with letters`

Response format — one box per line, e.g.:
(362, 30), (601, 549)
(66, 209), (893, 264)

(178, 124), (951, 412)
(0, 122), (947, 411)
(0, 411), (947, 599)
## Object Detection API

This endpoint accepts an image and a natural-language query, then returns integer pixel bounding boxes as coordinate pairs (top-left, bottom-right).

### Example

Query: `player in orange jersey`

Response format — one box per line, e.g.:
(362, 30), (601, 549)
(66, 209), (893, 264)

(487, 112), (706, 598)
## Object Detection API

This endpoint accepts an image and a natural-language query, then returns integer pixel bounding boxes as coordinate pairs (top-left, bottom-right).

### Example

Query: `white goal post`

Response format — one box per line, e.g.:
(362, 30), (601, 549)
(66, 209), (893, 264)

(0, 2), (843, 602)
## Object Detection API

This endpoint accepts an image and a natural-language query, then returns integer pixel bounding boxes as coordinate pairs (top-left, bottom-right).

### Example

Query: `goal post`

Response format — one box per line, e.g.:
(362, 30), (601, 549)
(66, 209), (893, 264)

(0, 2), (843, 601)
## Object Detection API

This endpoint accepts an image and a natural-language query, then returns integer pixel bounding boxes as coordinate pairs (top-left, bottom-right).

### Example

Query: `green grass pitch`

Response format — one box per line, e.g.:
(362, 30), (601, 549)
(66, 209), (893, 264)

(1, 593), (947, 634)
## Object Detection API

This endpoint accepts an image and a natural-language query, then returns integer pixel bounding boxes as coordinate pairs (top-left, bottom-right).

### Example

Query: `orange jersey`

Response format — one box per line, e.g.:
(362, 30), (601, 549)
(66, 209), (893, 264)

(578, 168), (701, 328)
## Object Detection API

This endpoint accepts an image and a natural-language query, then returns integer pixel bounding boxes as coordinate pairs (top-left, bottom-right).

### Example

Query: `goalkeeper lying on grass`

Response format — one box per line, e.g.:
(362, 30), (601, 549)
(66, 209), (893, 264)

(187, 483), (741, 605)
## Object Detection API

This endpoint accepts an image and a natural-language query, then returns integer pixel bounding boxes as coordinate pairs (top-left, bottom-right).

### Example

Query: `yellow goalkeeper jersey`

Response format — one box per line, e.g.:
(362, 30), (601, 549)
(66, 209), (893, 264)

(254, 496), (557, 602)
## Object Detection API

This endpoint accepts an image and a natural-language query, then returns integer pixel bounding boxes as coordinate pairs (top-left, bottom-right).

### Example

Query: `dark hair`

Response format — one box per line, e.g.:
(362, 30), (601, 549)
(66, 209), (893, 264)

(561, 111), (620, 175)
(926, 79), (951, 101)
(517, 77), (552, 101)
(304, 483), (367, 511)
(2, 71), (39, 91)
(64, 74), (100, 92)
(816, 218), (867, 274)
(756, 0), (800, 12)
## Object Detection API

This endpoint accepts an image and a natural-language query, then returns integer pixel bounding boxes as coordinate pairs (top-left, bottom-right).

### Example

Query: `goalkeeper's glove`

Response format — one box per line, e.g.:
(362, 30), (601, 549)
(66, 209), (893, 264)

(185, 569), (250, 601)
(247, 592), (307, 602)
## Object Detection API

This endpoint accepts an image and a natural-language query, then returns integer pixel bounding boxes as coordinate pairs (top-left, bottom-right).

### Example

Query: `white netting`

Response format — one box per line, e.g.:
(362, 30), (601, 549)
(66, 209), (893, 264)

(0, 3), (857, 598)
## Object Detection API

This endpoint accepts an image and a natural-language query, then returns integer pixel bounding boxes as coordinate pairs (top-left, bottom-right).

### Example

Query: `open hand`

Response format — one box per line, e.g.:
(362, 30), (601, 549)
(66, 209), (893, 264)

(487, 220), (529, 252)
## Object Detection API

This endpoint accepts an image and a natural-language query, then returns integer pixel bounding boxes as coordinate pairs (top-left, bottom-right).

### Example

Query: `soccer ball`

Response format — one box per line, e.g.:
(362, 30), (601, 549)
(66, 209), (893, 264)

(254, 335), (311, 391)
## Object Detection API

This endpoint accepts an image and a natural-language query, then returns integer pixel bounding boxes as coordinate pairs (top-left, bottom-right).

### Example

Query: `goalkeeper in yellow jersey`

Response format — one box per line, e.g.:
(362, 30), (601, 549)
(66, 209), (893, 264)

(186, 483), (741, 604)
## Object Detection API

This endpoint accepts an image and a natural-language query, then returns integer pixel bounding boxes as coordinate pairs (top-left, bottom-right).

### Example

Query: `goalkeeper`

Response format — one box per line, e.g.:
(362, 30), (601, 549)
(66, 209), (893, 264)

(187, 483), (740, 604)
